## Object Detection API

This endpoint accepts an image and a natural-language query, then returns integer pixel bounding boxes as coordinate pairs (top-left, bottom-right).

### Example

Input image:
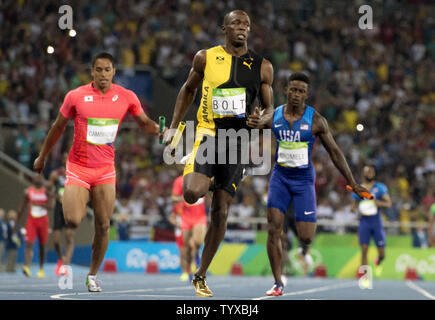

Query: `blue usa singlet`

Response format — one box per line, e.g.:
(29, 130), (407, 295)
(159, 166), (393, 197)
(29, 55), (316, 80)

(267, 105), (317, 222)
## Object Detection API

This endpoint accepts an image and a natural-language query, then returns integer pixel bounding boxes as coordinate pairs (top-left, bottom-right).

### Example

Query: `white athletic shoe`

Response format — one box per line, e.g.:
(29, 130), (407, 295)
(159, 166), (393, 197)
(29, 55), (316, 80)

(298, 248), (314, 274)
(305, 253), (313, 266)
(281, 275), (288, 287)
(86, 275), (102, 292)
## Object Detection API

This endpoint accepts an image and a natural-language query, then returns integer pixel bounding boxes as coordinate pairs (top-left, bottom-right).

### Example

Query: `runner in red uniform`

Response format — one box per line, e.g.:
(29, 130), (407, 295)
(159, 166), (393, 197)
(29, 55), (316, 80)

(17, 174), (52, 278)
(172, 175), (207, 281)
(33, 52), (164, 292)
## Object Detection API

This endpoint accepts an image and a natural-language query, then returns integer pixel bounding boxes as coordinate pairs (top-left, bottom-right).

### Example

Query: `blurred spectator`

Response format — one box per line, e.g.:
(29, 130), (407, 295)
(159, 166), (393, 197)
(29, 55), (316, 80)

(15, 125), (33, 169)
(113, 213), (131, 241)
(233, 194), (256, 230)
(5, 210), (22, 273)
(333, 203), (358, 234)
(316, 197), (334, 233)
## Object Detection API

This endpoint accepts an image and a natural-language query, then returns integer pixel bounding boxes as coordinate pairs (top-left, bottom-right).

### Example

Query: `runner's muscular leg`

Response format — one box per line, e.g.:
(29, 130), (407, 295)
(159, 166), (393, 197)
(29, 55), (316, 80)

(183, 172), (210, 205)
(64, 227), (76, 265)
(191, 224), (206, 266)
(88, 183), (116, 275)
(183, 229), (193, 271)
(62, 185), (90, 228)
(196, 189), (232, 277)
(267, 208), (285, 284)
(192, 224), (206, 247)
(296, 221), (316, 254)
(361, 244), (369, 266)
(52, 230), (63, 260)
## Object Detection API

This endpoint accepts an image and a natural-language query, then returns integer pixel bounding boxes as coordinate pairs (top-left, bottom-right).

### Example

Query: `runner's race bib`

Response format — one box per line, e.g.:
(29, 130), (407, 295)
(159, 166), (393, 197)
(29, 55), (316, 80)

(277, 141), (308, 168)
(87, 118), (119, 145)
(212, 88), (246, 118)
(30, 205), (47, 218)
(358, 199), (378, 216)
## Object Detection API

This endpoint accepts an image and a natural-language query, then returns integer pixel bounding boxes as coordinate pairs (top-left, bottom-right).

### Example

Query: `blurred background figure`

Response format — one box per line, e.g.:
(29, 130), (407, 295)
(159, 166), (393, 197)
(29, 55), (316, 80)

(5, 210), (23, 273)
(48, 153), (76, 276)
(351, 165), (392, 277)
(16, 175), (52, 278)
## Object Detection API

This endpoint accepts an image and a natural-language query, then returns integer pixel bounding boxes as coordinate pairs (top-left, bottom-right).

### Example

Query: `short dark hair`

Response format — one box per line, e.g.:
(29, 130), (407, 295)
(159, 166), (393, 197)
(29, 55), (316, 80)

(92, 52), (115, 68)
(223, 10), (249, 26)
(288, 72), (310, 85)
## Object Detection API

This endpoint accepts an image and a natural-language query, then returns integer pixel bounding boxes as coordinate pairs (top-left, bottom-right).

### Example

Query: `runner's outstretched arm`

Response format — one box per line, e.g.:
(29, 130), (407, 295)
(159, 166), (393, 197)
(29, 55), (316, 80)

(133, 112), (161, 135)
(166, 50), (206, 143)
(34, 113), (69, 173)
(314, 112), (370, 198)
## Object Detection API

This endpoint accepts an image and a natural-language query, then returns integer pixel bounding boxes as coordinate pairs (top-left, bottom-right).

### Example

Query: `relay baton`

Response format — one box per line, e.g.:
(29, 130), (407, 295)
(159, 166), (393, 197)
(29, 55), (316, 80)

(159, 116), (166, 144)
(346, 185), (374, 200)
(170, 121), (186, 148)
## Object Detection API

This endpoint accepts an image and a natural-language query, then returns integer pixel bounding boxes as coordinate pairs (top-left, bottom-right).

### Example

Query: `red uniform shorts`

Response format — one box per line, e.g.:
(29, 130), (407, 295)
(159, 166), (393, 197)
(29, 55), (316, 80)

(180, 214), (207, 231)
(65, 160), (116, 190)
(25, 215), (49, 245)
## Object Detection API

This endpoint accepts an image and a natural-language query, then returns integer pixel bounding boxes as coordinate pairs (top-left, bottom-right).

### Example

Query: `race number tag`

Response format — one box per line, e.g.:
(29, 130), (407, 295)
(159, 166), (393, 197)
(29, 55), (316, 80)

(212, 88), (246, 117)
(86, 118), (119, 145)
(358, 199), (378, 216)
(277, 141), (308, 168)
(31, 205), (47, 218)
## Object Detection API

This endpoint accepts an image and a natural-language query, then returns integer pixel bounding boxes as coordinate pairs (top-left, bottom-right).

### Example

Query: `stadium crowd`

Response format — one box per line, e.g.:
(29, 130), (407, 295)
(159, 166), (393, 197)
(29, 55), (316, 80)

(0, 0), (433, 240)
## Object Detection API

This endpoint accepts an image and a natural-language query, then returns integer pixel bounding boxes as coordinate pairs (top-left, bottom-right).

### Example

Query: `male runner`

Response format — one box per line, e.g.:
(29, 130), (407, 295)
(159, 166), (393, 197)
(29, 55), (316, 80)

(165, 10), (274, 297)
(247, 72), (371, 296)
(17, 174), (52, 278)
(48, 153), (76, 275)
(33, 52), (163, 292)
(172, 174), (207, 282)
(351, 165), (392, 277)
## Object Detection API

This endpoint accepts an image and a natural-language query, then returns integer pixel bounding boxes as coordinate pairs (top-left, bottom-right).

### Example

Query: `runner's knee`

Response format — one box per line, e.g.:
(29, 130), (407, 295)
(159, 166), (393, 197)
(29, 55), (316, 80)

(94, 219), (110, 235)
(299, 236), (312, 246)
(64, 216), (81, 229)
(183, 189), (200, 204)
(210, 205), (228, 228)
(268, 220), (282, 238)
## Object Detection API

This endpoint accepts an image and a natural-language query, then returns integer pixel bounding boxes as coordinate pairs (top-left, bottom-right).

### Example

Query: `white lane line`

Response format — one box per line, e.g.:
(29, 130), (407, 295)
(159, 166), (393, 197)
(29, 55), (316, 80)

(50, 284), (232, 300)
(406, 281), (435, 300)
(135, 294), (190, 298)
(50, 286), (189, 300)
(50, 293), (91, 300)
(253, 281), (356, 300)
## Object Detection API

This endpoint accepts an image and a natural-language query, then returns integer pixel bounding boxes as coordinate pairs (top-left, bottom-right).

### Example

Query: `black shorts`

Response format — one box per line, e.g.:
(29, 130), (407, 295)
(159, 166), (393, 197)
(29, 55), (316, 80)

(183, 131), (247, 197)
(53, 202), (66, 230)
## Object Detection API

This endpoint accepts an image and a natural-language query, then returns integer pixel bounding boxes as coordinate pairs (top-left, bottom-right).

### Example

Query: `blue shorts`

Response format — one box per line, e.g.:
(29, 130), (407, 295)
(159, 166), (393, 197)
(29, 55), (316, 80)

(266, 168), (316, 223)
(358, 216), (386, 247)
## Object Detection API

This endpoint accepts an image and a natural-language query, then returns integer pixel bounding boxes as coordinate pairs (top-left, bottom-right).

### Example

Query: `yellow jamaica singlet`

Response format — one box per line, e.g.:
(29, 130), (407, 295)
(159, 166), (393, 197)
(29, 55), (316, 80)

(183, 46), (263, 195)
(196, 45), (263, 135)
